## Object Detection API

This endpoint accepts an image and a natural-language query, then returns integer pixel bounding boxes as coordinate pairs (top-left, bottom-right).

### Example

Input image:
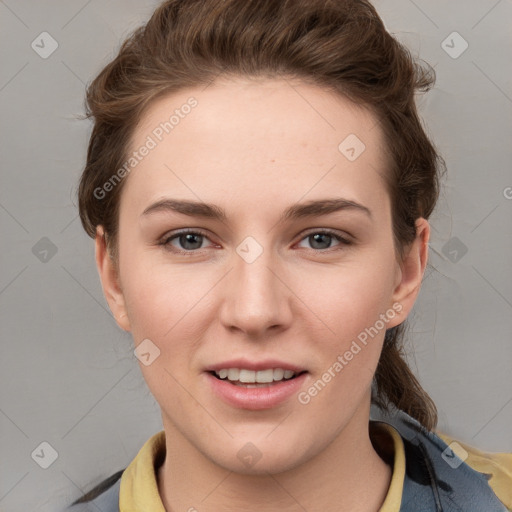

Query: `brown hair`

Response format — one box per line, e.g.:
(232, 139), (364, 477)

(78, 0), (444, 431)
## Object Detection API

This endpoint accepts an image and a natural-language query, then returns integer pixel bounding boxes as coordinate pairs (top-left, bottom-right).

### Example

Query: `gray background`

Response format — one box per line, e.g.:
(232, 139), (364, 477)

(0, 0), (511, 510)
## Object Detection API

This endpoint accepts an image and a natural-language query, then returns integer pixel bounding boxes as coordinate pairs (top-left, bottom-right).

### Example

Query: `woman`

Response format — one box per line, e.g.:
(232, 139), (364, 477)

(67, 0), (512, 510)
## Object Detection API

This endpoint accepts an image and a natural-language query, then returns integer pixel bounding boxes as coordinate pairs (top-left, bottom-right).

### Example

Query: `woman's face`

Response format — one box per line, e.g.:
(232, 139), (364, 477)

(97, 77), (427, 474)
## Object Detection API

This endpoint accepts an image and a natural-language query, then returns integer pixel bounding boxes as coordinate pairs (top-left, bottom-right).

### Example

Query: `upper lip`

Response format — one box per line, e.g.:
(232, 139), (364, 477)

(205, 358), (307, 373)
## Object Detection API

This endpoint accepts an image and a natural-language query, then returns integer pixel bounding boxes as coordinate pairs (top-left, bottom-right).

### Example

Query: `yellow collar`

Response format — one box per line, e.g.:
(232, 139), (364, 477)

(119, 430), (167, 512)
(119, 423), (406, 512)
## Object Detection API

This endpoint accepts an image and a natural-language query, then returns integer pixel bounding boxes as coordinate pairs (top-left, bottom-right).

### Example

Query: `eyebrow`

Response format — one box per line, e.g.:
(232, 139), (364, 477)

(141, 197), (372, 223)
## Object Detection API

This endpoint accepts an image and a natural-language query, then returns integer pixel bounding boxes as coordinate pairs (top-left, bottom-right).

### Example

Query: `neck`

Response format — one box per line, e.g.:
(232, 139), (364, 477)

(157, 401), (392, 512)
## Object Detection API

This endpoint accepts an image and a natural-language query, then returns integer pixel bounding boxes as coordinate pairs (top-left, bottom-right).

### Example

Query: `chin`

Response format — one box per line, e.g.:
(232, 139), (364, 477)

(220, 450), (307, 476)
(201, 432), (313, 476)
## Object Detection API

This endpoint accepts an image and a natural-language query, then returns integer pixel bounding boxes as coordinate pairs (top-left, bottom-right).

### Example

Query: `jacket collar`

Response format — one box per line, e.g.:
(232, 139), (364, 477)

(371, 407), (508, 511)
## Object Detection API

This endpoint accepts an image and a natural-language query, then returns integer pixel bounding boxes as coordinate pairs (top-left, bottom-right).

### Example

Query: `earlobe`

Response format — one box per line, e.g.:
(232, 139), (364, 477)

(388, 218), (430, 328)
(95, 226), (131, 331)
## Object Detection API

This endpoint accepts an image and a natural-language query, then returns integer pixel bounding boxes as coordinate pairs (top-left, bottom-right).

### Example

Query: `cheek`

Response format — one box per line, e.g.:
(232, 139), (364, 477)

(120, 254), (207, 339)
(300, 254), (397, 397)
(120, 262), (203, 407)
(297, 294), (390, 421)
(310, 256), (396, 342)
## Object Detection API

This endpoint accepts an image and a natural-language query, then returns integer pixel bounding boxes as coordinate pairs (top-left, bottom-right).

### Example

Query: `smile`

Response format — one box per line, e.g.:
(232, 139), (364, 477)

(212, 368), (300, 386)
(206, 370), (308, 409)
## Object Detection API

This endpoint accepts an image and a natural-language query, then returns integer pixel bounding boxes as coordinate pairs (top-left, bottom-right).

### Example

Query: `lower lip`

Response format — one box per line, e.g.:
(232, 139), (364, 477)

(205, 372), (308, 410)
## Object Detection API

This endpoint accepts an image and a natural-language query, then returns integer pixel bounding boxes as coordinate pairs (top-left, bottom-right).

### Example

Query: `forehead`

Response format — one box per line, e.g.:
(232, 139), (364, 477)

(121, 77), (389, 219)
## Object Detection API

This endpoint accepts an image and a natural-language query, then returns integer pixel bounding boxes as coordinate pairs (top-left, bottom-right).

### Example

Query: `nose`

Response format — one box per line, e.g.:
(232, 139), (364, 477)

(218, 240), (293, 338)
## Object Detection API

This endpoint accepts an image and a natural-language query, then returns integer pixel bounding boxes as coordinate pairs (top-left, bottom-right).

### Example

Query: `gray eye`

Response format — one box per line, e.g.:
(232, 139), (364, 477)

(297, 232), (344, 250)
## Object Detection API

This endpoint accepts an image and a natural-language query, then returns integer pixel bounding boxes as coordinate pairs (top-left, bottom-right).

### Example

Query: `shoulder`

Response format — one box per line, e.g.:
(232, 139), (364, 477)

(64, 469), (124, 512)
(63, 430), (166, 511)
(436, 431), (512, 511)
(372, 408), (512, 511)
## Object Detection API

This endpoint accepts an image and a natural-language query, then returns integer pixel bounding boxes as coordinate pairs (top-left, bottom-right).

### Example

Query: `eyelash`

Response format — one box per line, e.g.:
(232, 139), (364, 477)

(159, 228), (352, 255)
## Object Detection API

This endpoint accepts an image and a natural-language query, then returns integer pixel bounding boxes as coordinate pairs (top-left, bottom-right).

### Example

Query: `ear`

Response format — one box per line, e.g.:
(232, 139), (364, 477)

(387, 218), (430, 328)
(95, 225), (131, 331)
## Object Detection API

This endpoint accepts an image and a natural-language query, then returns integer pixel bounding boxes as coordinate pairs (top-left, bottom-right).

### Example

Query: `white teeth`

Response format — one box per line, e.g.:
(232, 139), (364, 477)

(214, 367), (298, 383)
(239, 369), (256, 383)
(273, 368), (284, 380)
(256, 369), (274, 383)
(227, 368), (240, 381)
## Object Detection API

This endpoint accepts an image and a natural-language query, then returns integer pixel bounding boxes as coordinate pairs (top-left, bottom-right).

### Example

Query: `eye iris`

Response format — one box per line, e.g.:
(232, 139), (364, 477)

(180, 233), (203, 250)
(310, 233), (332, 250)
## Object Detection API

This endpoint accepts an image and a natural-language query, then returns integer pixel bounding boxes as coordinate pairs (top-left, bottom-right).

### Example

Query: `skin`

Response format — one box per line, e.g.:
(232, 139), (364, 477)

(95, 77), (429, 512)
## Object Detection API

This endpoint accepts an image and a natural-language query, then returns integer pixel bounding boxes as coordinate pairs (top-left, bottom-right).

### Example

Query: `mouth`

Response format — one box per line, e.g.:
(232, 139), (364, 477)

(204, 359), (309, 409)
(208, 368), (308, 388)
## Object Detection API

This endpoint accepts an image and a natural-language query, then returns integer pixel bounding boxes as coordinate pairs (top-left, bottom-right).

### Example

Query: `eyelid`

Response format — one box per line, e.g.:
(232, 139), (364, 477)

(160, 227), (211, 240)
(298, 227), (353, 244)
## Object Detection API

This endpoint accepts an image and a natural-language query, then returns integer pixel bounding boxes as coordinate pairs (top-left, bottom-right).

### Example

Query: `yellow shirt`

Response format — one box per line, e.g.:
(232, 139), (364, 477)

(118, 424), (512, 511)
